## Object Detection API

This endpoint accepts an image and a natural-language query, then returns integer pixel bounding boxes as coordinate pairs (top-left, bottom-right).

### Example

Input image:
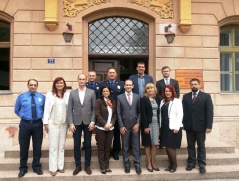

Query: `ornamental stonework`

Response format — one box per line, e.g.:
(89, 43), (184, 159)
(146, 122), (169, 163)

(130, 0), (173, 19)
(63, 0), (108, 17)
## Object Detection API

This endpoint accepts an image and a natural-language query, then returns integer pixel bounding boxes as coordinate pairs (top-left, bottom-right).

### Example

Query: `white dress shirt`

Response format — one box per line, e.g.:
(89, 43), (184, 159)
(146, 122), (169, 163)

(78, 87), (86, 105)
(125, 91), (133, 105)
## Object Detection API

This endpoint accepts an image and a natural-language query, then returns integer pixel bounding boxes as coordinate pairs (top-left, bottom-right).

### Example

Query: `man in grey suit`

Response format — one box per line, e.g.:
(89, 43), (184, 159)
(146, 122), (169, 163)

(117, 79), (141, 174)
(68, 73), (96, 176)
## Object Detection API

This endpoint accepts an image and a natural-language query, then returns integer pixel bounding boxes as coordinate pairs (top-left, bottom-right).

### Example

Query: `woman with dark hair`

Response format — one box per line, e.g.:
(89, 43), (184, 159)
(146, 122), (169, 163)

(140, 83), (160, 172)
(160, 85), (183, 173)
(95, 86), (116, 174)
(43, 77), (69, 176)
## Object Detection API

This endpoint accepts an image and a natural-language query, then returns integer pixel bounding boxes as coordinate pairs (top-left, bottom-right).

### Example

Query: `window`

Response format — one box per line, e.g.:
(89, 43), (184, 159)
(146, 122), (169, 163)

(89, 17), (148, 54)
(220, 27), (239, 92)
(0, 20), (10, 90)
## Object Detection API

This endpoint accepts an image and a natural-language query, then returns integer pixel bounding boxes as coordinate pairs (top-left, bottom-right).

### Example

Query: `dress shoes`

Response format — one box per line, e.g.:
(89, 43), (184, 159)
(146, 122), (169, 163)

(34, 169), (43, 175)
(152, 166), (160, 171)
(85, 167), (92, 175)
(147, 168), (153, 172)
(135, 167), (142, 174)
(165, 165), (171, 171)
(112, 154), (119, 160)
(50, 171), (57, 176)
(101, 170), (106, 174)
(124, 167), (130, 173)
(199, 167), (206, 174)
(73, 167), (82, 175)
(186, 165), (195, 171)
(18, 170), (27, 177)
(106, 169), (112, 173)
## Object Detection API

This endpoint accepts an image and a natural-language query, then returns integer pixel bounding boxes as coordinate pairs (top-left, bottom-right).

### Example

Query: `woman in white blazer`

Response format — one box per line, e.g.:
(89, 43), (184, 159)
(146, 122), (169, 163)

(159, 85), (183, 173)
(43, 77), (70, 176)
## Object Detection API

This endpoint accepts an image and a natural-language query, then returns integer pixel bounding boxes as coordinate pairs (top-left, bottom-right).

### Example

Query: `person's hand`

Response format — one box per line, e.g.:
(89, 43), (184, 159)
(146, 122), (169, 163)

(44, 124), (49, 133)
(88, 123), (95, 131)
(69, 124), (76, 133)
(144, 128), (150, 134)
(206, 128), (212, 134)
(133, 123), (139, 133)
(120, 127), (127, 135)
(104, 124), (111, 131)
(173, 129), (178, 134)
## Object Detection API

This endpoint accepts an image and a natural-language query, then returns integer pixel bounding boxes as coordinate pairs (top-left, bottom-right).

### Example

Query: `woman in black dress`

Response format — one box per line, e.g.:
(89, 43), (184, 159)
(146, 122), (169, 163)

(159, 85), (183, 172)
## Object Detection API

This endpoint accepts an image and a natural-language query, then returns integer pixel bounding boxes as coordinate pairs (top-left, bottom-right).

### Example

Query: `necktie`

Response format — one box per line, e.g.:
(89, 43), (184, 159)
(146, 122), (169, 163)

(165, 78), (169, 85)
(31, 94), (37, 120)
(110, 82), (114, 88)
(127, 93), (131, 106)
(192, 92), (197, 103)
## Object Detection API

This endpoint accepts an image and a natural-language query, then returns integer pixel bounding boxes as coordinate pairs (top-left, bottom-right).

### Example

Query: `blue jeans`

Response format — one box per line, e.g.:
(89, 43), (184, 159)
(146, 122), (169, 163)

(73, 123), (92, 168)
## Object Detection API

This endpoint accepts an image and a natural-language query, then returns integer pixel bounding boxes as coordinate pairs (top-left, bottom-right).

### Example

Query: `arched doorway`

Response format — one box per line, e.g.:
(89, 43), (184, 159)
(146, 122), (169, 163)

(82, 9), (155, 81)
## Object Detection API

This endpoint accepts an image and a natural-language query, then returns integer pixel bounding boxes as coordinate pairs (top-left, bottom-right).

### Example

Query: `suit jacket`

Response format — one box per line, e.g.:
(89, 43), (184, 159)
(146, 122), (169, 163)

(159, 98), (183, 130)
(99, 80), (124, 101)
(129, 74), (154, 95)
(117, 93), (140, 129)
(67, 88), (96, 125)
(43, 91), (70, 124)
(140, 96), (159, 129)
(182, 91), (214, 132)
(86, 81), (100, 98)
(95, 98), (116, 128)
(156, 78), (180, 102)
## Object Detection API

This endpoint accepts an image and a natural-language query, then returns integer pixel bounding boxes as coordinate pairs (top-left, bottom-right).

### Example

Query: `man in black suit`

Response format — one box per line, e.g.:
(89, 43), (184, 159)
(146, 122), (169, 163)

(156, 66), (180, 103)
(182, 78), (213, 174)
(99, 67), (125, 160)
(129, 62), (154, 97)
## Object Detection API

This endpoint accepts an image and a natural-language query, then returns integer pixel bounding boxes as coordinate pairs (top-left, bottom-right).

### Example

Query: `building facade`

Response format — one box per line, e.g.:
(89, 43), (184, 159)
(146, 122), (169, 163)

(0, 0), (239, 153)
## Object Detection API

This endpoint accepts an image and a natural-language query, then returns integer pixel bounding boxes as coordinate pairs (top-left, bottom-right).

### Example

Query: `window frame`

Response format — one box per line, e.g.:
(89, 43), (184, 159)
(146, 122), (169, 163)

(220, 26), (239, 93)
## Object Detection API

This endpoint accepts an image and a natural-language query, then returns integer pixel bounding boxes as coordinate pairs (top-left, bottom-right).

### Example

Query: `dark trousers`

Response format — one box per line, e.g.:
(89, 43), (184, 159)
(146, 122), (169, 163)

(18, 120), (43, 171)
(73, 123), (92, 168)
(186, 131), (206, 168)
(121, 127), (140, 168)
(95, 128), (114, 171)
(112, 120), (121, 155)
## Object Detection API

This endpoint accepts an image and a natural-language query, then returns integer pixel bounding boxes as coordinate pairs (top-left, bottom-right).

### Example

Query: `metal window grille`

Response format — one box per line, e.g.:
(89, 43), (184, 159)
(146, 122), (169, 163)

(89, 17), (148, 54)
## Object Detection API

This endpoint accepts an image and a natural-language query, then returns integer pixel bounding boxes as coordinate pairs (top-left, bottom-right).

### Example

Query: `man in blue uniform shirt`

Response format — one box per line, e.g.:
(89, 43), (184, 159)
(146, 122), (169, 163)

(14, 79), (45, 177)
(86, 71), (100, 98)
(99, 67), (124, 160)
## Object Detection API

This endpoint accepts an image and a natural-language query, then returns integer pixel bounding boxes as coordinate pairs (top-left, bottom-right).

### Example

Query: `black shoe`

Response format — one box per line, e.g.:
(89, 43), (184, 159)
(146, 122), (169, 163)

(101, 170), (106, 174)
(152, 166), (160, 171)
(124, 167), (130, 173)
(73, 167), (82, 175)
(147, 168), (153, 172)
(34, 169), (43, 175)
(186, 165), (195, 171)
(199, 167), (206, 174)
(106, 169), (112, 173)
(165, 165), (171, 171)
(170, 166), (177, 173)
(135, 167), (142, 174)
(18, 170), (27, 177)
(113, 154), (119, 160)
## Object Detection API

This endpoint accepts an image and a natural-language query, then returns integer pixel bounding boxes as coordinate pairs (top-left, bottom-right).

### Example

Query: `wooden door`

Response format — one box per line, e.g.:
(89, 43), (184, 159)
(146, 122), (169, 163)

(89, 60), (119, 82)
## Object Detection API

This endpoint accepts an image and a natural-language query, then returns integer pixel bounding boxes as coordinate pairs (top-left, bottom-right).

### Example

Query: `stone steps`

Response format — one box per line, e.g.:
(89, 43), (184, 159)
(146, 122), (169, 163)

(1, 165), (239, 181)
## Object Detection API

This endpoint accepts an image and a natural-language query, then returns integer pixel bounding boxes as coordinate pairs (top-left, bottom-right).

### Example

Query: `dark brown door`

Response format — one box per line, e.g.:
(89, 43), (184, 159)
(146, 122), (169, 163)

(89, 60), (119, 82)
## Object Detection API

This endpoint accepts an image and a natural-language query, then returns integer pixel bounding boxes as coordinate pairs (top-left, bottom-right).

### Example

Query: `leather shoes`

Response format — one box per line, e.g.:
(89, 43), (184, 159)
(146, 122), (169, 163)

(135, 167), (142, 174)
(165, 165), (171, 171)
(73, 167), (82, 175)
(34, 169), (43, 175)
(199, 167), (206, 174)
(106, 169), (112, 173)
(101, 170), (106, 174)
(152, 166), (160, 171)
(147, 168), (153, 172)
(186, 165), (195, 171)
(18, 170), (27, 177)
(85, 167), (92, 175)
(125, 167), (130, 173)
(113, 154), (119, 160)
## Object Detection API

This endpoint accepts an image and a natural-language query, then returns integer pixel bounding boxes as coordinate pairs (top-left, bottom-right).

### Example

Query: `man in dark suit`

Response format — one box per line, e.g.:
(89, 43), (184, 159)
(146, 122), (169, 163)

(182, 78), (213, 174)
(156, 66), (180, 103)
(117, 79), (141, 174)
(68, 73), (96, 175)
(99, 67), (124, 160)
(129, 62), (154, 97)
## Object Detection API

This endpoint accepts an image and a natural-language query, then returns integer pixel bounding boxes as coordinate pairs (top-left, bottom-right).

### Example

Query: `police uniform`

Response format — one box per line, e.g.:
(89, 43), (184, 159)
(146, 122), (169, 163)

(14, 91), (45, 173)
(86, 81), (100, 98)
(99, 80), (125, 158)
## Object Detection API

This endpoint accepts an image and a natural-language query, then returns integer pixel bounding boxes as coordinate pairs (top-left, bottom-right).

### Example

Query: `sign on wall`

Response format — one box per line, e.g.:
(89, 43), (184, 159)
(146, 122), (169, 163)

(175, 69), (203, 89)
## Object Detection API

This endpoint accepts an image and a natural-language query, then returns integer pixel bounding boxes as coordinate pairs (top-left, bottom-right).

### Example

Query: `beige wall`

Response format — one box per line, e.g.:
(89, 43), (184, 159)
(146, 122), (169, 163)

(0, 0), (239, 152)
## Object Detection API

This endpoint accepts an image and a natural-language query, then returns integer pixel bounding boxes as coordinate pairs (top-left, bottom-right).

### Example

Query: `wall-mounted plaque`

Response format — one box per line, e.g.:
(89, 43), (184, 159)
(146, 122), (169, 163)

(175, 69), (203, 89)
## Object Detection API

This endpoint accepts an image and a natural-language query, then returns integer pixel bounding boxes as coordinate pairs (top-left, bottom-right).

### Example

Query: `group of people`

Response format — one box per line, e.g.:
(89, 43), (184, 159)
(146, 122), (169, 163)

(14, 62), (214, 178)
